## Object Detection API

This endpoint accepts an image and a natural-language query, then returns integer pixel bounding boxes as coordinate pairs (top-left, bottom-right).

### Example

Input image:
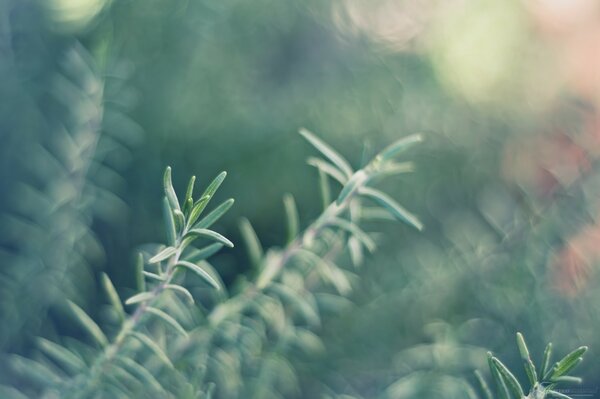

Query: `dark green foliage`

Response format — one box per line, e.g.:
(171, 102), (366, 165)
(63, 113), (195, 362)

(0, 41), (105, 349)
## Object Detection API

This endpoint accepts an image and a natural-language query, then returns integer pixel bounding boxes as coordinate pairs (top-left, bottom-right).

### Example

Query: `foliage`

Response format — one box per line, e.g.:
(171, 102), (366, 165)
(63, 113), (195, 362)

(0, 41), (105, 349)
(1, 1), (598, 399)
(475, 333), (587, 399)
(1, 130), (424, 398)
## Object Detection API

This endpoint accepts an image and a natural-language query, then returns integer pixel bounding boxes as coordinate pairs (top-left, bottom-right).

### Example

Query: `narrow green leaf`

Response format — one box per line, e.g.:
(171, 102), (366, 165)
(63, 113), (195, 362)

(203, 171), (227, 197)
(101, 273), (125, 323)
(148, 246), (177, 264)
(205, 383), (216, 399)
(162, 197), (177, 246)
(283, 193), (299, 244)
(239, 218), (263, 268)
(321, 260), (352, 295)
(36, 337), (86, 374)
(268, 283), (320, 327)
(516, 333), (532, 361)
(111, 367), (142, 397)
(174, 261), (222, 290)
(360, 207), (395, 221)
(328, 218), (376, 252)
(376, 133), (423, 161)
(136, 253), (145, 292)
(185, 243), (224, 263)
(142, 271), (165, 281)
(194, 198), (234, 229)
(318, 168), (331, 210)
(551, 358), (584, 381)
(524, 358), (538, 388)
(199, 261), (226, 292)
(164, 284), (194, 304)
(488, 352), (511, 399)
(66, 300), (108, 347)
(256, 250), (283, 289)
(337, 170), (367, 205)
(108, 369), (139, 394)
(186, 170), (227, 226)
(307, 157), (347, 185)
(146, 307), (188, 337)
(492, 357), (525, 398)
(553, 376), (582, 384)
(295, 249), (351, 295)
(375, 161), (415, 176)
(348, 236), (364, 267)
(541, 343), (553, 378)
(184, 197), (194, 216)
(546, 390), (573, 399)
(474, 370), (493, 399)
(163, 166), (180, 212)
(188, 194), (211, 228)
(128, 332), (173, 368)
(125, 292), (154, 306)
(173, 209), (185, 232)
(359, 187), (423, 231)
(184, 175), (196, 210)
(551, 346), (587, 379)
(115, 357), (165, 394)
(8, 355), (61, 386)
(185, 228), (233, 247)
(516, 332), (538, 386)
(299, 128), (353, 178)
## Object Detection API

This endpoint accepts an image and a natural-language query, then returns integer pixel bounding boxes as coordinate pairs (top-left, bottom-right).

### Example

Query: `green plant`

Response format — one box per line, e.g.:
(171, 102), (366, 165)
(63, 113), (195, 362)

(0, 42), (105, 349)
(0, 34), (140, 351)
(4, 164), (234, 398)
(476, 333), (588, 399)
(2, 129), (423, 398)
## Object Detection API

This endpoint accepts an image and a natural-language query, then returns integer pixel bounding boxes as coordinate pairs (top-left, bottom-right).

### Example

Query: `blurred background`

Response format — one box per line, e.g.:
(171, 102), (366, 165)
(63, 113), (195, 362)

(1, 0), (600, 397)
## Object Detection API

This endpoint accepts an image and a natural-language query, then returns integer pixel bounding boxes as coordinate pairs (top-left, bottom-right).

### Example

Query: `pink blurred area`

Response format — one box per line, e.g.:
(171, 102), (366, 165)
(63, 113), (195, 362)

(529, 0), (600, 101)
(527, 0), (600, 295)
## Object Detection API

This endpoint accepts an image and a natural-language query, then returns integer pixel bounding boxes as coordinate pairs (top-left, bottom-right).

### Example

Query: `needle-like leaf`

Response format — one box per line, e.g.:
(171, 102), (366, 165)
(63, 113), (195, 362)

(376, 134), (423, 161)
(359, 187), (423, 231)
(239, 218), (263, 268)
(149, 246), (178, 264)
(164, 284), (194, 304)
(125, 292), (154, 306)
(194, 198), (234, 229)
(299, 128), (353, 178)
(174, 261), (222, 290)
(66, 300), (108, 347)
(163, 166), (180, 212)
(36, 337), (86, 374)
(283, 193), (299, 244)
(101, 273), (125, 322)
(184, 228), (233, 248)
(516, 332), (538, 387)
(128, 332), (173, 368)
(146, 307), (188, 337)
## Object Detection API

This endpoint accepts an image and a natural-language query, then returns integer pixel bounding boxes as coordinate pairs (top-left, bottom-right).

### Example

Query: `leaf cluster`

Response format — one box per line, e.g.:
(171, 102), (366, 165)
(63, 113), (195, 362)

(477, 333), (588, 399)
(2, 129), (423, 398)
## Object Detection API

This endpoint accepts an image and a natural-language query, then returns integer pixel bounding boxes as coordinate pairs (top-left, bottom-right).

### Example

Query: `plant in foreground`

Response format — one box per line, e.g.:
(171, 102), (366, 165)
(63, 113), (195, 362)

(2, 129), (424, 398)
(476, 333), (588, 399)
(5, 162), (235, 398)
